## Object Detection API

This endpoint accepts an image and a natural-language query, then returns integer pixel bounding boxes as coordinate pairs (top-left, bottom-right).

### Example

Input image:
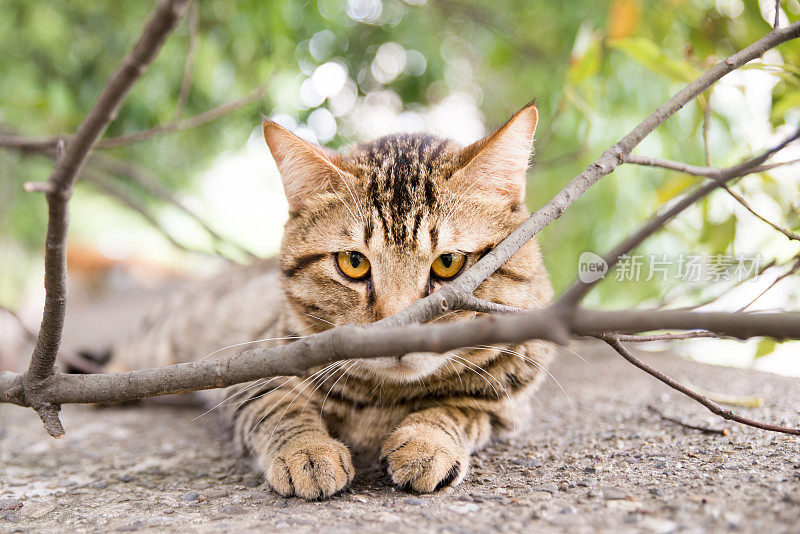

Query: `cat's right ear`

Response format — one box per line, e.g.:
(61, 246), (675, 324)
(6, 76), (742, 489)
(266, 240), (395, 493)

(262, 120), (344, 212)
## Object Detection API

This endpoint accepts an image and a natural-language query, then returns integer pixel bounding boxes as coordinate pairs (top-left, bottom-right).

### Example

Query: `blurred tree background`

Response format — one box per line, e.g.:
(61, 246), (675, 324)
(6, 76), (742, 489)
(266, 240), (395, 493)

(1, 0), (799, 367)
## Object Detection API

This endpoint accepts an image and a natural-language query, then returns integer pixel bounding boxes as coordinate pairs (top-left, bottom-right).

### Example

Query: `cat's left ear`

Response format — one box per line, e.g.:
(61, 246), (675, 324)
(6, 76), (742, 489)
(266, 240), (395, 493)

(451, 101), (538, 206)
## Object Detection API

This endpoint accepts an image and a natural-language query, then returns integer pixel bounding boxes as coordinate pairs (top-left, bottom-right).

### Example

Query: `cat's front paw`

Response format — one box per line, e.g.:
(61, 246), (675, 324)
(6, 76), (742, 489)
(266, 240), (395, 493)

(261, 436), (354, 500)
(381, 425), (468, 493)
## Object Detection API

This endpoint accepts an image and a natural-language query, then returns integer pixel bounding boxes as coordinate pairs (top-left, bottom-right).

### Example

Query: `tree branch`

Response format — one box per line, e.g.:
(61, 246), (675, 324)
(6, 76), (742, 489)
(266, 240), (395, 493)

(602, 336), (799, 435)
(558, 129), (800, 306)
(4, 307), (800, 408)
(18, 0), (190, 437)
(174, 0), (199, 121)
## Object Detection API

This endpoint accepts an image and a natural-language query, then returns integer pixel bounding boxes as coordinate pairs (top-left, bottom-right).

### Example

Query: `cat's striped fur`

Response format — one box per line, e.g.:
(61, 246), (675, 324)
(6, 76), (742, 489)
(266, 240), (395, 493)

(111, 102), (553, 499)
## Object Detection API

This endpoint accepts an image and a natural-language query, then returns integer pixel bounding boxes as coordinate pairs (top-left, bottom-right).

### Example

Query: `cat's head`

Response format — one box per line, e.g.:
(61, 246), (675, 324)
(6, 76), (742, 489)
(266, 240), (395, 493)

(264, 102), (550, 383)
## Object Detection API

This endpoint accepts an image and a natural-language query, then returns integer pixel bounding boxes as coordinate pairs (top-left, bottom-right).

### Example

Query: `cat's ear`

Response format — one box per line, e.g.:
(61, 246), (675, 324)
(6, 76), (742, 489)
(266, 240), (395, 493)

(262, 120), (345, 211)
(451, 101), (538, 206)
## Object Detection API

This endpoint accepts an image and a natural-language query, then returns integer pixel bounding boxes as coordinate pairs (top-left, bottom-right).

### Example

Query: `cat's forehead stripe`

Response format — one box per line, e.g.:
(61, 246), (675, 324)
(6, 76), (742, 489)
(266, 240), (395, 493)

(347, 133), (457, 249)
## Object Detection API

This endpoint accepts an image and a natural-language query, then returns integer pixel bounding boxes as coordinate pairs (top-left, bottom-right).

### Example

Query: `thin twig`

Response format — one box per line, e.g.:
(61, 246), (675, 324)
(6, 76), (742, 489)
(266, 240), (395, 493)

(0, 303), (37, 343)
(559, 130), (800, 306)
(722, 185), (800, 241)
(0, 84), (270, 152)
(174, 0), (199, 121)
(611, 331), (724, 342)
(702, 101), (712, 166)
(737, 255), (800, 311)
(602, 335), (799, 435)
(647, 404), (729, 435)
(626, 154), (800, 177)
(89, 154), (258, 259)
(775, 0), (781, 29)
(82, 171), (222, 259)
(96, 84), (269, 148)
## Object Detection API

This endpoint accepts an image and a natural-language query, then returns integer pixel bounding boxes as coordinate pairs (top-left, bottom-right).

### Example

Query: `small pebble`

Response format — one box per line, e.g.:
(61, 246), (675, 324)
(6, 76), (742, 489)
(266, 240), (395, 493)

(0, 499), (22, 512)
(181, 492), (199, 502)
(220, 505), (247, 515)
(243, 477), (260, 488)
(404, 498), (427, 506)
(19, 502), (56, 519)
(602, 486), (629, 500)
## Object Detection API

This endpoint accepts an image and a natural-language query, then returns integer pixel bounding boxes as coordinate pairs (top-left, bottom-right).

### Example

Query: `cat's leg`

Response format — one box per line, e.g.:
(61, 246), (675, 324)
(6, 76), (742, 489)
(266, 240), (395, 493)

(381, 406), (492, 493)
(231, 379), (355, 499)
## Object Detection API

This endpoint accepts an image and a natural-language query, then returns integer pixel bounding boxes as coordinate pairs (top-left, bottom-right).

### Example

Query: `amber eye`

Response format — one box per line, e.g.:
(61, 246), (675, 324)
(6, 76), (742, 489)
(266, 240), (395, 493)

(431, 252), (466, 279)
(336, 251), (371, 280)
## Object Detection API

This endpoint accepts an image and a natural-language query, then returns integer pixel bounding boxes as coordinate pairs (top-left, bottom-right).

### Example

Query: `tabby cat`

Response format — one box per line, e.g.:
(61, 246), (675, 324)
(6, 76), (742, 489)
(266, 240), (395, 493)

(111, 101), (553, 499)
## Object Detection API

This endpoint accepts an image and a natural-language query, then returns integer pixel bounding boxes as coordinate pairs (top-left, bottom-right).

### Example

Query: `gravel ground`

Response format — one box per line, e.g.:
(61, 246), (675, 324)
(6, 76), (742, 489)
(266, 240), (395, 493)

(1, 341), (799, 533)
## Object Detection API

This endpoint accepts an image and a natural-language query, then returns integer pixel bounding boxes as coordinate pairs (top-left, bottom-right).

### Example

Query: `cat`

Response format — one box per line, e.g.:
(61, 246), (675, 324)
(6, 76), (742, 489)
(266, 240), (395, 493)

(110, 101), (553, 499)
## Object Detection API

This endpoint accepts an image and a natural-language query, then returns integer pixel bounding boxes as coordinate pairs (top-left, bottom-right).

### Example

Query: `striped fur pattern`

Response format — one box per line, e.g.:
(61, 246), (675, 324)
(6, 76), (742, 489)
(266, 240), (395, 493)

(111, 102), (553, 499)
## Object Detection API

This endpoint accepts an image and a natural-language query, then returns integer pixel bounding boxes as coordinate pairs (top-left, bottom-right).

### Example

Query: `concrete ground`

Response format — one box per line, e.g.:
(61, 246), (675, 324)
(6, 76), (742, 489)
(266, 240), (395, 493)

(1, 339), (799, 533)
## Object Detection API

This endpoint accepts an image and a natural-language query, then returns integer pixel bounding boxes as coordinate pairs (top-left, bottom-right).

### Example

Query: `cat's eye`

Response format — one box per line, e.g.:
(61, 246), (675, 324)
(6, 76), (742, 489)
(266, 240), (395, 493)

(431, 253), (466, 279)
(336, 251), (371, 280)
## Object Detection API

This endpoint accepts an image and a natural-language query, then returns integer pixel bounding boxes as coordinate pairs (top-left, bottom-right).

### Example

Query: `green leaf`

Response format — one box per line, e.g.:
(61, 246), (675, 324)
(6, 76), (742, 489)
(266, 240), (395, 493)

(568, 37), (602, 85)
(699, 215), (736, 254)
(607, 37), (700, 83)
(755, 338), (777, 359)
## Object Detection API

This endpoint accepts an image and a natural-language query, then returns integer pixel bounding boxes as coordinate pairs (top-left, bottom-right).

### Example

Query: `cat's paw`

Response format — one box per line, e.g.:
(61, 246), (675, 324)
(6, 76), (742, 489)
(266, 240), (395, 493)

(262, 436), (354, 500)
(381, 425), (468, 493)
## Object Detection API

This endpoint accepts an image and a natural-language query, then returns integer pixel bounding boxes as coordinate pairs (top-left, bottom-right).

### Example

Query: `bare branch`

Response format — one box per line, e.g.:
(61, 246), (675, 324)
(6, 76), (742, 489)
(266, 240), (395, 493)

(174, 0), (199, 120)
(0, 303), (37, 343)
(81, 171), (223, 259)
(0, 84), (269, 152)
(96, 84), (269, 148)
(702, 99), (712, 166)
(558, 129), (800, 306)
(722, 185), (800, 241)
(3, 307), (800, 407)
(737, 255), (800, 311)
(89, 154), (259, 260)
(647, 405), (728, 436)
(19, 0), (190, 437)
(625, 154), (800, 178)
(602, 335), (799, 435)
(610, 331), (725, 342)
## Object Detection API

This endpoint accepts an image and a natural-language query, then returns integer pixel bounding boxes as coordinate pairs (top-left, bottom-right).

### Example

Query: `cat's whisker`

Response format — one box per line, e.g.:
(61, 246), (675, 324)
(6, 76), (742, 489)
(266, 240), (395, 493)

(335, 169), (366, 227)
(331, 187), (361, 227)
(304, 313), (338, 328)
(262, 362), (348, 448)
(320, 359), (358, 414)
(559, 344), (588, 364)
(476, 344), (574, 408)
(300, 360), (350, 413)
(448, 353), (505, 402)
(234, 376), (295, 411)
(192, 376), (274, 421)
(517, 288), (545, 309)
(447, 353), (516, 429)
(245, 365), (338, 438)
(196, 335), (304, 363)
